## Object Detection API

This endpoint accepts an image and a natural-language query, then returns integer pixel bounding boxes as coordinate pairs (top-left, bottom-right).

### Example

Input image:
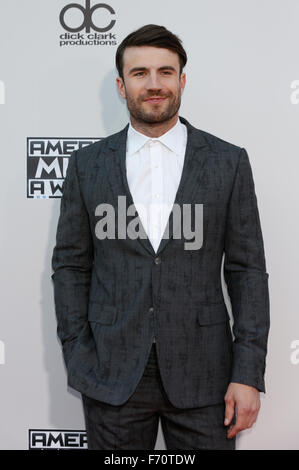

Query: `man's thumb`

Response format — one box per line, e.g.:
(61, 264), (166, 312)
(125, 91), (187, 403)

(224, 397), (235, 426)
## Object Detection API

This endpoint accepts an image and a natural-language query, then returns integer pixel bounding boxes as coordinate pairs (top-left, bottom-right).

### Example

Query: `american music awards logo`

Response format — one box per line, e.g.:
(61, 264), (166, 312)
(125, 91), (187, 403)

(26, 137), (100, 199)
(59, 0), (117, 47)
(29, 430), (88, 449)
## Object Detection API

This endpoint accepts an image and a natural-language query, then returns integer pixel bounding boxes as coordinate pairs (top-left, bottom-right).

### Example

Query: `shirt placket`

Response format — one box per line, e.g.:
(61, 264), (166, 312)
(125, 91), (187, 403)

(149, 140), (164, 251)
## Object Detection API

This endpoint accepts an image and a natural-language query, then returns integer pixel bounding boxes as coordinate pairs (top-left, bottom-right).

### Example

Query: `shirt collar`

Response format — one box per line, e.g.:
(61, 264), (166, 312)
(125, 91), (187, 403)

(127, 117), (186, 157)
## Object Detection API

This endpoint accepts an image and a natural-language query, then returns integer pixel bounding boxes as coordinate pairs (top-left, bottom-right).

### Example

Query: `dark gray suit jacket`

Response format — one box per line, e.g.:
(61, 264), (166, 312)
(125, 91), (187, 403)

(51, 116), (270, 408)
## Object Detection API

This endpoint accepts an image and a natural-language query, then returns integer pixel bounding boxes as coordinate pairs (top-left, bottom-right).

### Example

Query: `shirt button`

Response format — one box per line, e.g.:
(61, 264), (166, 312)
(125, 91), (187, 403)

(154, 256), (161, 265)
(154, 193), (160, 198)
(149, 307), (154, 313)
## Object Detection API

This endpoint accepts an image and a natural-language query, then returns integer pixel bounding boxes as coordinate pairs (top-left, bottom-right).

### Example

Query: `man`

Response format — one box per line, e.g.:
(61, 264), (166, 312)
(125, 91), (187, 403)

(51, 24), (270, 450)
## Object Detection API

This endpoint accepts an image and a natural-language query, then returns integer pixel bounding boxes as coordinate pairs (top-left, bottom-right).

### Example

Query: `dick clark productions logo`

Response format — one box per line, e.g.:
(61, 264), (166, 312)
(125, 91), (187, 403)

(59, 0), (117, 46)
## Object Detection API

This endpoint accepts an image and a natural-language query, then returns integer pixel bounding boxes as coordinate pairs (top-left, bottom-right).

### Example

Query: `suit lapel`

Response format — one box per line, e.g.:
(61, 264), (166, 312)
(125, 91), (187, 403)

(104, 116), (211, 257)
(104, 124), (156, 256)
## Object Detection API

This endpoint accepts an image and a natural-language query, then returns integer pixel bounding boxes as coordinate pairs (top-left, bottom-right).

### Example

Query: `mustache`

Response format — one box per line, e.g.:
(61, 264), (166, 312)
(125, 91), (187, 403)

(142, 93), (170, 100)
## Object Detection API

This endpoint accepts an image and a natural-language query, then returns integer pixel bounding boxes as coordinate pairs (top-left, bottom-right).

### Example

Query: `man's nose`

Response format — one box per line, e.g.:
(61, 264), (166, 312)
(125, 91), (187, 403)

(145, 72), (162, 90)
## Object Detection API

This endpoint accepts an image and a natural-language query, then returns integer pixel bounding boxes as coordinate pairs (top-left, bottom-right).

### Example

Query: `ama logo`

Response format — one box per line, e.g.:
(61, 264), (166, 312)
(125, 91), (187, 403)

(29, 430), (88, 449)
(27, 137), (100, 199)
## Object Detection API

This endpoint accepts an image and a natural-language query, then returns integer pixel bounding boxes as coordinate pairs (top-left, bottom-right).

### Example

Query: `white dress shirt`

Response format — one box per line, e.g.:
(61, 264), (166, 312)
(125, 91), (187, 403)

(126, 118), (188, 253)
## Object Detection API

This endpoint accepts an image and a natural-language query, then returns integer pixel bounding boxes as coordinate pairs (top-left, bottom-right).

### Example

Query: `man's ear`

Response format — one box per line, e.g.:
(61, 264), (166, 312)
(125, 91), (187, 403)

(180, 72), (186, 94)
(116, 77), (126, 100)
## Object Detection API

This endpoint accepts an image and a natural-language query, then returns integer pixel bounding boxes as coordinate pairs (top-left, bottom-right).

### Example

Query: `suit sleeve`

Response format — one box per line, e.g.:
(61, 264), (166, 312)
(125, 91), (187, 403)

(224, 147), (270, 392)
(51, 150), (93, 367)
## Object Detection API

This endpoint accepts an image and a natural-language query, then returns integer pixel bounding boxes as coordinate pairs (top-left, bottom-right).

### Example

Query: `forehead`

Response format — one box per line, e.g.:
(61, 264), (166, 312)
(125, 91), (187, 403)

(122, 46), (180, 73)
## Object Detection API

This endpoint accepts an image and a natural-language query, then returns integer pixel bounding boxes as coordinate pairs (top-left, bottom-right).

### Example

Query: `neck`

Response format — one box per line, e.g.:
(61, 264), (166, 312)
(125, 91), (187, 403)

(130, 114), (179, 138)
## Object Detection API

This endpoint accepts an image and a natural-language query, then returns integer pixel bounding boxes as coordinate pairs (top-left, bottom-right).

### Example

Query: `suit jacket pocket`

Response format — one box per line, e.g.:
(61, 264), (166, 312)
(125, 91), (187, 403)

(197, 302), (230, 326)
(88, 302), (117, 325)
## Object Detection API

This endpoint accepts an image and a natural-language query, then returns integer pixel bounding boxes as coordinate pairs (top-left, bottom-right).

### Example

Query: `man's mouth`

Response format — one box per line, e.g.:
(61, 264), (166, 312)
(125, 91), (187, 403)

(144, 97), (167, 103)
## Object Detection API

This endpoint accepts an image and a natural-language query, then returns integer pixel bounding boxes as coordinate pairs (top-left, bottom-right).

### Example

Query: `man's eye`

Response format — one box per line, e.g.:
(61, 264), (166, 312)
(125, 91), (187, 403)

(135, 72), (145, 76)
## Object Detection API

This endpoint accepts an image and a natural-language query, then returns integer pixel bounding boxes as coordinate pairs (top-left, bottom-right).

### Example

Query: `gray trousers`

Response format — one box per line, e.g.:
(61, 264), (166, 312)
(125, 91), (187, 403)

(82, 344), (235, 450)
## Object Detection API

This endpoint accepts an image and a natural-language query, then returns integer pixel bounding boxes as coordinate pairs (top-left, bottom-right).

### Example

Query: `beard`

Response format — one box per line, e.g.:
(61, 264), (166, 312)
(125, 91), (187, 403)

(124, 85), (182, 125)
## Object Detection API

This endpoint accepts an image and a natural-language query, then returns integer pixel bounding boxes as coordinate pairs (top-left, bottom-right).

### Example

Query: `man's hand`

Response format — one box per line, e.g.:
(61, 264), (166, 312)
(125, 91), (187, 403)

(224, 382), (260, 439)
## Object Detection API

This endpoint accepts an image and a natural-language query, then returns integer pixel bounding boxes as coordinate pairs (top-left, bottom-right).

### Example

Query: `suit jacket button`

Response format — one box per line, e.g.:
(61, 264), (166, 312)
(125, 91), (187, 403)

(149, 307), (154, 313)
(154, 256), (161, 265)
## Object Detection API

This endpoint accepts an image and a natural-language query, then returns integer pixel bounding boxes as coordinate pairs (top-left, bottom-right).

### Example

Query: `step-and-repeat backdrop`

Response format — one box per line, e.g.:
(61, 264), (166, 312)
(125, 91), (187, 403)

(1, 0), (299, 450)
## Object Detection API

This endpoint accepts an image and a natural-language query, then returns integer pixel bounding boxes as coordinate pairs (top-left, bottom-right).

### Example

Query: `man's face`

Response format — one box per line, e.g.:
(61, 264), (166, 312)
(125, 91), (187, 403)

(116, 46), (186, 125)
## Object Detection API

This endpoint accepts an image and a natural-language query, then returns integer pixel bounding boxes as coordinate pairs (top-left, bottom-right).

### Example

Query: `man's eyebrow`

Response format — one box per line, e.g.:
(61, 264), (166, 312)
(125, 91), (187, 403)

(128, 66), (177, 75)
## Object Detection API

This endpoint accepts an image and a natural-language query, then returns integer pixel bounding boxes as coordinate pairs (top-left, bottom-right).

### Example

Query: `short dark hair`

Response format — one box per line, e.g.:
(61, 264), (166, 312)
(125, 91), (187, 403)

(115, 24), (187, 80)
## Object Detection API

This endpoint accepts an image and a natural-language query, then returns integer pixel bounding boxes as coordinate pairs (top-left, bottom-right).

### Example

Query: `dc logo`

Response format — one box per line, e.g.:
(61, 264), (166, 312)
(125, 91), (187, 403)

(60, 0), (116, 33)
